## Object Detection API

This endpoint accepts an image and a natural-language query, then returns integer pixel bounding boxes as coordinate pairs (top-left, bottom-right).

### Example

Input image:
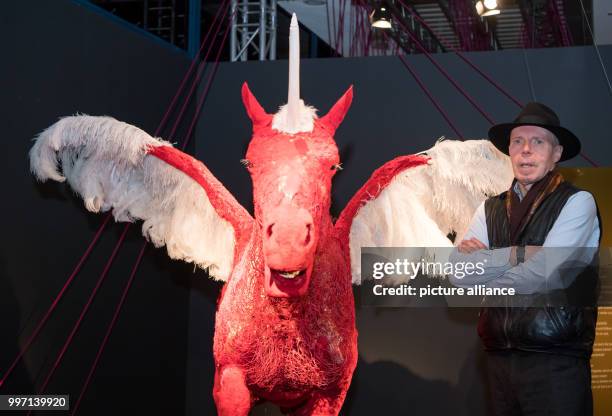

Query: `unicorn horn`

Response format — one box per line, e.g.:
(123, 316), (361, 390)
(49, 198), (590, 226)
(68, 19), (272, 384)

(287, 13), (300, 132)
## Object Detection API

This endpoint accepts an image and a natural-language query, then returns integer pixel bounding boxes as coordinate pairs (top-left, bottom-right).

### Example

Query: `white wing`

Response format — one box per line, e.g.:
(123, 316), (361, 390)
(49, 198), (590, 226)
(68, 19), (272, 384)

(30, 115), (252, 281)
(343, 139), (513, 283)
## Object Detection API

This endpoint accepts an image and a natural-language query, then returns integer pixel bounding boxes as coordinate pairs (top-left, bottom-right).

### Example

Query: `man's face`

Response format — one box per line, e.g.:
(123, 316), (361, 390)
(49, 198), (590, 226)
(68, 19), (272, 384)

(508, 125), (563, 188)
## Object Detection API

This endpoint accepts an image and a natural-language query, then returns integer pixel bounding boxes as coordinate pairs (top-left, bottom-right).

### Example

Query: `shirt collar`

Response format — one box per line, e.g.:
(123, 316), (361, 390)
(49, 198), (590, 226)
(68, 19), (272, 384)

(513, 180), (525, 201)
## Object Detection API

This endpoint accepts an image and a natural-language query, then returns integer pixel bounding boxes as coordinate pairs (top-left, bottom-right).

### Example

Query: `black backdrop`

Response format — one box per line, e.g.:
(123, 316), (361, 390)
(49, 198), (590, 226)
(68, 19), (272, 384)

(1, 1), (193, 415)
(188, 45), (612, 416)
(2, 1), (612, 416)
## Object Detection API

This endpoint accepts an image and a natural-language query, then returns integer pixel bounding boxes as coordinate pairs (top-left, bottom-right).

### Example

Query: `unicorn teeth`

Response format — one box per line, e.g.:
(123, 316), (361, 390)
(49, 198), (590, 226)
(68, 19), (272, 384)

(279, 270), (302, 279)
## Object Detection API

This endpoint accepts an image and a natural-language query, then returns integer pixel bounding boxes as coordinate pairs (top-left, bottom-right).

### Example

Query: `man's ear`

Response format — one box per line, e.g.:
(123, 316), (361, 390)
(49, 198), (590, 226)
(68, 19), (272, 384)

(553, 145), (563, 163)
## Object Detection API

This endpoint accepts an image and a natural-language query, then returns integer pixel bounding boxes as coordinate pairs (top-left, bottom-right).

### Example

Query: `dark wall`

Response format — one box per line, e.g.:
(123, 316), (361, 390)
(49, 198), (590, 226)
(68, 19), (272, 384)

(187, 46), (612, 415)
(3, 1), (612, 414)
(1, 1), (193, 415)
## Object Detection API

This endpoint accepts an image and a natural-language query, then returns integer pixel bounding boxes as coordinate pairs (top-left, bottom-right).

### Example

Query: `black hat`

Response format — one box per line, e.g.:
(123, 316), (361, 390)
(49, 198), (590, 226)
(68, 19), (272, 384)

(488, 102), (581, 161)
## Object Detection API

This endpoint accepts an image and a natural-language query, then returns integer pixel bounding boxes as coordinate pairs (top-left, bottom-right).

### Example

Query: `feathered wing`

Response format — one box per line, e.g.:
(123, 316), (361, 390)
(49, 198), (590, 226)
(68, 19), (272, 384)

(335, 139), (514, 284)
(30, 115), (253, 281)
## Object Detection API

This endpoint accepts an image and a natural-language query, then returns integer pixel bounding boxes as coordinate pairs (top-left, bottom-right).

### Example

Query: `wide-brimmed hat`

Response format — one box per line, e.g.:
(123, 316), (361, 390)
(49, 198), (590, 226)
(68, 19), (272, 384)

(488, 102), (581, 161)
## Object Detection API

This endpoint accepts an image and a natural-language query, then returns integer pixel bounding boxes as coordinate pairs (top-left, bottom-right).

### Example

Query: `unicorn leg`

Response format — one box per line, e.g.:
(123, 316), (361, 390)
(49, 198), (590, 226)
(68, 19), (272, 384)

(213, 366), (253, 416)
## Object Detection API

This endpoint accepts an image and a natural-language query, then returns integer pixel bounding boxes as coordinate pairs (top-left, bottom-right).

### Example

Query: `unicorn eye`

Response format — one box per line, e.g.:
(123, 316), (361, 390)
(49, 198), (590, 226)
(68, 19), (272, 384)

(331, 163), (343, 171)
(240, 159), (252, 168)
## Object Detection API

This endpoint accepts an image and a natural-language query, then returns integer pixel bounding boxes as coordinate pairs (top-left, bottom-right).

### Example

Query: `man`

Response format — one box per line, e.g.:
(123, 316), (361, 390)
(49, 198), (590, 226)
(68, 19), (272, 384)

(449, 102), (600, 416)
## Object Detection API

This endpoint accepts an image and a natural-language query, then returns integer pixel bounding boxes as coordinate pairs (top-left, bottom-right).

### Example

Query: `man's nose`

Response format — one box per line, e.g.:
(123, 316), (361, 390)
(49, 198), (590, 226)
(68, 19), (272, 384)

(521, 141), (532, 154)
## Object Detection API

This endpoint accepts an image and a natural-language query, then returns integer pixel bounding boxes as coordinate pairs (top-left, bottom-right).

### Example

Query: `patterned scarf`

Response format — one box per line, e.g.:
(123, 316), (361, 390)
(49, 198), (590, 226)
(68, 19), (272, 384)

(505, 170), (564, 245)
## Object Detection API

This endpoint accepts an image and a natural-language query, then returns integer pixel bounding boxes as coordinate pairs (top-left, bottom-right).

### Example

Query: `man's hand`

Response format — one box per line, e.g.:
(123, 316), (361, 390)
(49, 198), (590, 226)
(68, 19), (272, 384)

(458, 237), (487, 253)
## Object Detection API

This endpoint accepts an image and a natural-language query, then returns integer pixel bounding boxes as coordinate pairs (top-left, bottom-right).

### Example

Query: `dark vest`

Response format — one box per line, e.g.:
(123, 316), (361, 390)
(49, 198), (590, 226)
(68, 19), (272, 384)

(478, 181), (599, 358)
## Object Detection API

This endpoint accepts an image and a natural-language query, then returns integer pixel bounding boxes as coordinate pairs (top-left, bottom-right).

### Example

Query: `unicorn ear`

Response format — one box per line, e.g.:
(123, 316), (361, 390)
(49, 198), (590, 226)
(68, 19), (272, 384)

(319, 86), (353, 132)
(242, 82), (272, 126)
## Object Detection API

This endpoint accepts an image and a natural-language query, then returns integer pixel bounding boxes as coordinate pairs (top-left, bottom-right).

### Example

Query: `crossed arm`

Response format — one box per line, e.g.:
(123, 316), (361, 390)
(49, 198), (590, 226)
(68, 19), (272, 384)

(448, 191), (600, 294)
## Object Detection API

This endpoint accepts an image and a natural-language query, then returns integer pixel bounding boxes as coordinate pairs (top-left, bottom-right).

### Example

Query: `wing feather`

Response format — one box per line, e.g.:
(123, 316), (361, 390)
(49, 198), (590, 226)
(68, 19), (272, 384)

(30, 115), (252, 281)
(336, 139), (513, 284)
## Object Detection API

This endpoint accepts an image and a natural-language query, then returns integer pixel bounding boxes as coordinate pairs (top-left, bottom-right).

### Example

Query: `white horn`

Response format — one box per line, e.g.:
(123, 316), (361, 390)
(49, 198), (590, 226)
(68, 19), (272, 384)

(287, 13), (300, 132)
(272, 13), (316, 134)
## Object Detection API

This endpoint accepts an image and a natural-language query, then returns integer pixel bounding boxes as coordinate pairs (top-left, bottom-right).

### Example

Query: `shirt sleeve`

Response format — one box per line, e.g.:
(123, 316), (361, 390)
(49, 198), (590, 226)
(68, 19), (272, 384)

(541, 191), (600, 248)
(461, 201), (489, 246)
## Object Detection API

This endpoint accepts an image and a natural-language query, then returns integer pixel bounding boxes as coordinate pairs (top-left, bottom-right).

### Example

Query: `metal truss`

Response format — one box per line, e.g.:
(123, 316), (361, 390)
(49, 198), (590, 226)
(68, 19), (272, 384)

(519, 0), (573, 48)
(230, 0), (278, 61)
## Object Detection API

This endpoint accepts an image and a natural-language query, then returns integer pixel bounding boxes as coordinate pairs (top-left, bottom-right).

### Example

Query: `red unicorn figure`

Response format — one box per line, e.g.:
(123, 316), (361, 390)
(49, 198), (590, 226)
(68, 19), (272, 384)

(29, 14), (512, 415)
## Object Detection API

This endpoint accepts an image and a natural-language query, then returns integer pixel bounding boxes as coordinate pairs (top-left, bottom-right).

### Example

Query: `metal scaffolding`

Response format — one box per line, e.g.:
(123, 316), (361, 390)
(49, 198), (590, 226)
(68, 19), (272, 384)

(230, 0), (277, 61)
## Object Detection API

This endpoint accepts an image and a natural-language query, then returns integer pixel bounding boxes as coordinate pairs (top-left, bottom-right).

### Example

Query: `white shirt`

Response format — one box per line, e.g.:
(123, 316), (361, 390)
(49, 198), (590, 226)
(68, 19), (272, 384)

(449, 190), (600, 294)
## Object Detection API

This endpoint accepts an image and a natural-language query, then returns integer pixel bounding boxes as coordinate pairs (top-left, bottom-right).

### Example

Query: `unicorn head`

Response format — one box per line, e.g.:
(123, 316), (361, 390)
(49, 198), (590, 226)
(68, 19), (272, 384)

(241, 14), (353, 298)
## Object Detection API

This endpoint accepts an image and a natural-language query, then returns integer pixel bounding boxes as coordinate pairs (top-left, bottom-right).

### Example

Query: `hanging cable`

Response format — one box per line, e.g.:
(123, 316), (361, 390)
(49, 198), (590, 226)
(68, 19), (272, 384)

(386, 0), (601, 167)
(396, 0), (524, 108)
(70, 9), (236, 415)
(168, 0), (231, 139)
(69, 242), (148, 416)
(522, 49), (537, 102)
(0, 0), (230, 392)
(397, 53), (464, 139)
(25, 226), (131, 416)
(384, 32), (464, 138)
(387, 5), (497, 124)
(34, 11), (233, 406)
(33, 7), (233, 398)
(577, 0), (612, 97)
(157, 0), (233, 136)
(182, 12), (235, 150)
(0, 214), (112, 389)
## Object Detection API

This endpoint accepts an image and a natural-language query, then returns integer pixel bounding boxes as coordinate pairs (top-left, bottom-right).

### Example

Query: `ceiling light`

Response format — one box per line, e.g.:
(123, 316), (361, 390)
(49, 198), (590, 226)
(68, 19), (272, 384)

(476, 0), (500, 17)
(370, 3), (392, 29)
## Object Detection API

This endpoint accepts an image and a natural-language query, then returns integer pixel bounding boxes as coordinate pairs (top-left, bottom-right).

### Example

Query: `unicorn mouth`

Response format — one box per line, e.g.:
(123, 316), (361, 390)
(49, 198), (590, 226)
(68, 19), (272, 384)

(275, 269), (305, 279)
(265, 266), (312, 297)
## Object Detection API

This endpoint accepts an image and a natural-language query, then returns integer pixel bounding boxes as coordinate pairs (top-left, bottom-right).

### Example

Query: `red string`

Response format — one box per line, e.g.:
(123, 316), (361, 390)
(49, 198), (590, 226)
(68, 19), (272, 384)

(27, 224), (131, 416)
(0, 0), (230, 393)
(168, 0), (231, 138)
(384, 32), (463, 139)
(397, 20), (496, 123)
(395, 0), (598, 167)
(70, 8), (236, 414)
(182, 11), (235, 151)
(156, 0), (231, 137)
(70, 241), (148, 416)
(454, 53), (524, 108)
(0, 214), (112, 389)
(578, 152), (600, 167)
(396, 0), (524, 109)
(398, 54), (463, 138)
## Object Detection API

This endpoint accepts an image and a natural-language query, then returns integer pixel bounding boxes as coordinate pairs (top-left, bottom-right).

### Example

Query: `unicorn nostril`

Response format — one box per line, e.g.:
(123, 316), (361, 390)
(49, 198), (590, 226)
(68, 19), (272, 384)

(266, 223), (274, 238)
(304, 223), (312, 246)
